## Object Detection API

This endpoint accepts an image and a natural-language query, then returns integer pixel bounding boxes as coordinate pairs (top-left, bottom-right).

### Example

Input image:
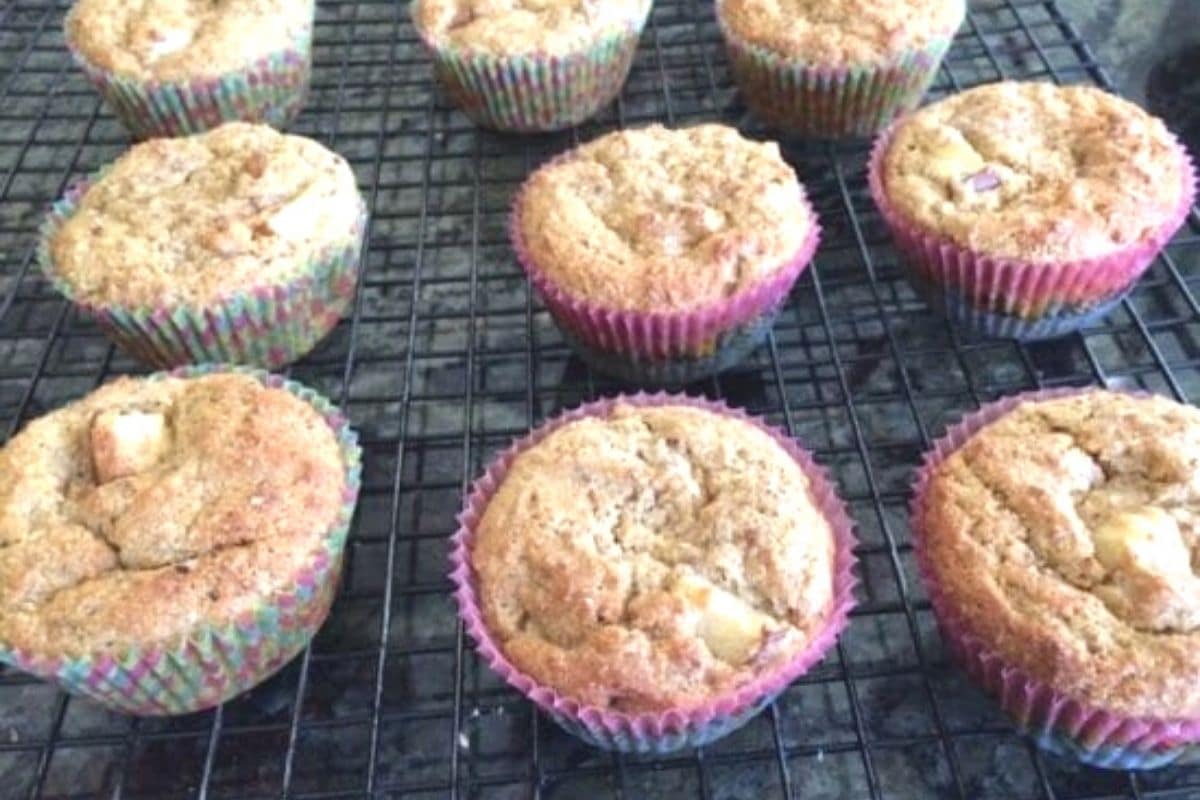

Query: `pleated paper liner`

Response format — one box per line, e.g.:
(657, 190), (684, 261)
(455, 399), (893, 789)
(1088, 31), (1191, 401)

(716, 3), (959, 139)
(910, 388), (1200, 769)
(0, 365), (362, 716)
(66, 13), (313, 140)
(450, 393), (859, 753)
(415, 0), (650, 133)
(39, 173), (367, 370)
(511, 162), (821, 386)
(869, 123), (1197, 340)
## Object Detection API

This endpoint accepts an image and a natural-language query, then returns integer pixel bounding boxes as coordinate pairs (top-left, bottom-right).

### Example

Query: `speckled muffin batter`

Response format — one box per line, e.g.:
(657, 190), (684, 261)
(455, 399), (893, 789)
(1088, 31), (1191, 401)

(0, 372), (348, 657)
(473, 404), (836, 712)
(49, 122), (363, 308)
(413, 0), (649, 55)
(718, 0), (964, 65)
(881, 82), (1190, 263)
(921, 391), (1200, 718)
(66, 0), (314, 82)
(516, 124), (813, 313)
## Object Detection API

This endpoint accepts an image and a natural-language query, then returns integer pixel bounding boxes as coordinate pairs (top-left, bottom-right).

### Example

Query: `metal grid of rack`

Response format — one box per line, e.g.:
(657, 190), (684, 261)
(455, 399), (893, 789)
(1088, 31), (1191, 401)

(1, 0), (1199, 797)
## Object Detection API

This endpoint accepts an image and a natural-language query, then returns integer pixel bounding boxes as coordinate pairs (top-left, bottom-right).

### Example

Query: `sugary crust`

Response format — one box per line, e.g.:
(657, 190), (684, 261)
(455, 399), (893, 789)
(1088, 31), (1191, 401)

(0, 373), (347, 657)
(717, 0), (964, 65)
(412, 0), (649, 55)
(66, 0), (313, 82)
(922, 391), (1200, 718)
(49, 122), (363, 308)
(473, 404), (836, 712)
(516, 124), (813, 312)
(882, 82), (1189, 263)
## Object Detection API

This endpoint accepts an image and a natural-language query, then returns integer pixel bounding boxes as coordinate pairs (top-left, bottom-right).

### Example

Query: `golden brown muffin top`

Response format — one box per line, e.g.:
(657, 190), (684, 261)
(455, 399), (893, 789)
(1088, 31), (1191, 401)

(0, 373), (347, 657)
(473, 404), (837, 712)
(516, 124), (813, 313)
(922, 391), (1200, 718)
(882, 82), (1189, 263)
(718, 0), (964, 65)
(66, 0), (313, 82)
(412, 0), (649, 55)
(50, 122), (362, 308)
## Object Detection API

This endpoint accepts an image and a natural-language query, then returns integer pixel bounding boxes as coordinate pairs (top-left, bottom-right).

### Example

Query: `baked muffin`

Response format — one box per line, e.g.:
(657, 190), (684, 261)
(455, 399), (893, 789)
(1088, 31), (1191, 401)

(412, 0), (652, 132)
(452, 395), (856, 751)
(0, 366), (361, 715)
(41, 122), (367, 369)
(66, 0), (315, 139)
(717, 0), (965, 137)
(870, 81), (1195, 340)
(512, 124), (820, 385)
(913, 389), (1200, 768)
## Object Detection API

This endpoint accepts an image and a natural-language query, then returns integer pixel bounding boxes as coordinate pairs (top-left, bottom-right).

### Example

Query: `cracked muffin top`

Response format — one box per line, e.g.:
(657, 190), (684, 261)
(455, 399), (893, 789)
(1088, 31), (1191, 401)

(515, 124), (813, 313)
(49, 122), (363, 308)
(473, 403), (837, 712)
(413, 0), (649, 55)
(717, 0), (964, 65)
(921, 390), (1200, 718)
(881, 82), (1191, 263)
(66, 0), (313, 82)
(0, 372), (347, 657)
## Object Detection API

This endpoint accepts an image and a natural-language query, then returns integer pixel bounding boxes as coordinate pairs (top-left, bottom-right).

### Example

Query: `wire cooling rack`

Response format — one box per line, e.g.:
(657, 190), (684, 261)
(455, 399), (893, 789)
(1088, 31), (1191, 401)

(1, 0), (1199, 798)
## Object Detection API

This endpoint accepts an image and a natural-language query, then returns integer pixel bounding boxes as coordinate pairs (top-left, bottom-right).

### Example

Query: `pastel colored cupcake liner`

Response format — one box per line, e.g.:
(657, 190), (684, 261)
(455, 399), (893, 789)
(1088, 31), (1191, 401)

(415, 2), (650, 133)
(451, 392), (858, 753)
(716, 5), (958, 139)
(38, 172), (368, 370)
(0, 364), (362, 716)
(910, 388), (1200, 769)
(869, 124), (1197, 340)
(66, 14), (313, 140)
(511, 166), (821, 386)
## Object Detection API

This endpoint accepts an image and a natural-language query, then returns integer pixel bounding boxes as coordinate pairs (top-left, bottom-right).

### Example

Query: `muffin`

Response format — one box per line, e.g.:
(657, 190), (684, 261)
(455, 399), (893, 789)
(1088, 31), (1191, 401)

(511, 124), (820, 385)
(717, 0), (964, 138)
(912, 389), (1200, 768)
(65, 0), (315, 139)
(0, 366), (361, 715)
(870, 81), (1195, 340)
(40, 122), (367, 369)
(412, 0), (651, 132)
(452, 395), (856, 751)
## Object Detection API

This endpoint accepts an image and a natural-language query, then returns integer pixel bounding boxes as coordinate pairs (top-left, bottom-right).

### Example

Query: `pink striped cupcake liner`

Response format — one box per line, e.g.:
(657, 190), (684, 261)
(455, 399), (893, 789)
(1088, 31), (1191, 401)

(910, 388), (1200, 768)
(511, 162), (821, 385)
(450, 392), (858, 753)
(869, 124), (1197, 340)
(38, 171), (367, 370)
(0, 365), (362, 716)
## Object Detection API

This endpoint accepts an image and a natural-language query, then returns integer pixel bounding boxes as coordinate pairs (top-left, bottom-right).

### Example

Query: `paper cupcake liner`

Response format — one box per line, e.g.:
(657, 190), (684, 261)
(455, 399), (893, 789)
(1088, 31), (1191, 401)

(910, 388), (1200, 769)
(869, 125), (1197, 340)
(450, 393), (858, 753)
(511, 168), (821, 385)
(0, 365), (362, 716)
(416, 5), (649, 133)
(66, 16), (312, 140)
(38, 173), (367, 370)
(716, 9), (956, 139)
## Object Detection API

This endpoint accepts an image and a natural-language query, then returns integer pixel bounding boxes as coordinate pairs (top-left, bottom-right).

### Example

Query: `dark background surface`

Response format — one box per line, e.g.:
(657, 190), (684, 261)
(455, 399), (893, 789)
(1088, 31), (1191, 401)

(1, 1), (1200, 798)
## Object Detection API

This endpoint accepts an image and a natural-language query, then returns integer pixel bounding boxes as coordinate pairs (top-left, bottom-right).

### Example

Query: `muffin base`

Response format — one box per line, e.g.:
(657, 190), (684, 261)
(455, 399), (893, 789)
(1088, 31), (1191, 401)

(0, 365), (362, 716)
(416, 10), (649, 133)
(451, 393), (858, 753)
(39, 174), (368, 370)
(717, 9), (957, 138)
(910, 388), (1200, 769)
(67, 23), (313, 140)
(511, 172), (820, 386)
(869, 125), (1196, 340)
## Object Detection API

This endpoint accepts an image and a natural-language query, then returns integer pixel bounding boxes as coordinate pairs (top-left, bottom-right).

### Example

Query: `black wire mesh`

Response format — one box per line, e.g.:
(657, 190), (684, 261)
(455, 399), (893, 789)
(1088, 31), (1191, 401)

(1, 0), (1199, 798)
